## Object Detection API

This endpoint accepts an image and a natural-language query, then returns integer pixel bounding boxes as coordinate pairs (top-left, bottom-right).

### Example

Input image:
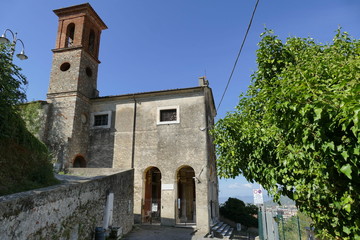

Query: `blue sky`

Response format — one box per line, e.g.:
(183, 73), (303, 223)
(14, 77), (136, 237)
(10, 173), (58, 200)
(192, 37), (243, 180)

(1, 0), (359, 204)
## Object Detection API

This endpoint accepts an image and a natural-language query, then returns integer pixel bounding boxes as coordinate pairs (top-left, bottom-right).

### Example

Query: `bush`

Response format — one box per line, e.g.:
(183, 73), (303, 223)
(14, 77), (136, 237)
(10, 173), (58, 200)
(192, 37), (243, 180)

(220, 197), (258, 228)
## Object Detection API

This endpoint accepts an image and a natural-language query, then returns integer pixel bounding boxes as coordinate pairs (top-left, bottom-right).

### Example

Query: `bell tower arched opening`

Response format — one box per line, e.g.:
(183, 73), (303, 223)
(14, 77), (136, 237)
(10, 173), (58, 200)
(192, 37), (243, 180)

(88, 29), (96, 54)
(176, 166), (196, 224)
(65, 23), (75, 47)
(143, 167), (161, 224)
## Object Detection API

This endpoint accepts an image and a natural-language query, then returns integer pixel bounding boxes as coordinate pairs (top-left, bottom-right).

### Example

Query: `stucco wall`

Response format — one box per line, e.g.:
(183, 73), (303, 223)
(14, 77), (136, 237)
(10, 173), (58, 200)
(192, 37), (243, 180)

(129, 92), (210, 230)
(88, 88), (214, 233)
(0, 169), (134, 240)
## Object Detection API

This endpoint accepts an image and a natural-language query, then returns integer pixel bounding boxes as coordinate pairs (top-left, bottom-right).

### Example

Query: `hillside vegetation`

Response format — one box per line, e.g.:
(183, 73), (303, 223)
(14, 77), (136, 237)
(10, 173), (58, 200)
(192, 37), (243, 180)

(0, 43), (58, 196)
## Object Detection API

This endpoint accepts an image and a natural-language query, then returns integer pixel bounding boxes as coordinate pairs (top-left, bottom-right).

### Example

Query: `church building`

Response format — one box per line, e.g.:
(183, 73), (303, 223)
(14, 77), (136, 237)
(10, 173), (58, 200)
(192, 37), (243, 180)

(40, 3), (219, 233)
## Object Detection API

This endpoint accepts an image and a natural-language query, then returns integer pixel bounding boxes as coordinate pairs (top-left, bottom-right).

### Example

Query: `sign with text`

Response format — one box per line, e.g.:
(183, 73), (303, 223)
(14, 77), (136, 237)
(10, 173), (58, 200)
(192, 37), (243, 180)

(162, 184), (174, 190)
(253, 189), (264, 205)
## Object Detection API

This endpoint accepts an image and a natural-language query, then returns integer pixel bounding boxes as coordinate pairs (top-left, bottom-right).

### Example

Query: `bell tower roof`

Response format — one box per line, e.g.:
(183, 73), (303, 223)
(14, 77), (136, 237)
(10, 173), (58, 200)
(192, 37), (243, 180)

(53, 3), (107, 30)
(52, 3), (107, 61)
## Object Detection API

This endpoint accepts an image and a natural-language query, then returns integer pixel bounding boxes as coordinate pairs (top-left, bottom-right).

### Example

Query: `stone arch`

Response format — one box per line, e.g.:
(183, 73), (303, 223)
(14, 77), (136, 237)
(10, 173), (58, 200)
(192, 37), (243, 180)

(142, 166), (161, 224)
(176, 165), (196, 224)
(65, 23), (75, 47)
(72, 155), (86, 168)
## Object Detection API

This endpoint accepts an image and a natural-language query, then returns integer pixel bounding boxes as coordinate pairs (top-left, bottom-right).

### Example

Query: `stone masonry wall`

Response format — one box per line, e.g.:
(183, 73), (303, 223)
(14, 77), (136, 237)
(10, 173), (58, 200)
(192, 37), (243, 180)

(0, 169), (134, 240)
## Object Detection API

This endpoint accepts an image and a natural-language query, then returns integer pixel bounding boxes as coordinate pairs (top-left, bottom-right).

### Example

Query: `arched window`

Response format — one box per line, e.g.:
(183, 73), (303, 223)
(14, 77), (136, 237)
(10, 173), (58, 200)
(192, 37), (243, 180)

(66, 23), (75, 47)
(73, 155), (86, 168)
(89, 29), (95, 53)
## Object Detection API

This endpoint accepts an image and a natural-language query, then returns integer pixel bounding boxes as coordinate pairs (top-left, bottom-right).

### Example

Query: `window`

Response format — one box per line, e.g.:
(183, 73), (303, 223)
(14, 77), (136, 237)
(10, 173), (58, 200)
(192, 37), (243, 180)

(94, 114), (108, 126)
(85, 67), (92, 77)
(160, 109), (177, 122)
(89, 29), (95, 53)
(157, 106), (179, 125)
(91, 111), (111, 128)
(60, 62), (71, 71)
(66, 23), (75, 47)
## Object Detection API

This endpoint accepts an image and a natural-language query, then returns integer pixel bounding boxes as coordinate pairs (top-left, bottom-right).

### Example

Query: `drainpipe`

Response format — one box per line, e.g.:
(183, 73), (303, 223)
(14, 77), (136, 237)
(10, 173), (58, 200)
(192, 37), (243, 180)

(131, 95), (137, 169)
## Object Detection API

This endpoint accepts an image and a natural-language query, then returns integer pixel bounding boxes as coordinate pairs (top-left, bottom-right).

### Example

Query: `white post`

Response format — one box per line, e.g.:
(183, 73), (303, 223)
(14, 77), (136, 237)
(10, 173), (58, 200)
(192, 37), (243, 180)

(262, 205), (267, 240)
(103, 193), (114, 229)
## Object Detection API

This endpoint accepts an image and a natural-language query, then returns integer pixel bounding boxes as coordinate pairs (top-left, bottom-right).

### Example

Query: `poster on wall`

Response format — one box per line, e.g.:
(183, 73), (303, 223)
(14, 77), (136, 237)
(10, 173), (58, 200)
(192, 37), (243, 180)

(152, 203), (158, 212)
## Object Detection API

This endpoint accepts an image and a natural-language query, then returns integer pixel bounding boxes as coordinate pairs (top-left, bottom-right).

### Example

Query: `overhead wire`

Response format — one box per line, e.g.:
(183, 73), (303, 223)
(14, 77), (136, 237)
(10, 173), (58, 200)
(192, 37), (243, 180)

(216, 0), (260, 111)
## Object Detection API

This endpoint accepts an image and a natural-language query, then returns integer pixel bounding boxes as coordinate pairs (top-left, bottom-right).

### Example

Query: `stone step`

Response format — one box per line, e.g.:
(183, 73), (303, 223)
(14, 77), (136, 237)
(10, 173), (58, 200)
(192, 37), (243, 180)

(211, 222), (223, 232)
(217, 223), (229, 234)
(223, 227), (234, 240)
(219, 224), (230, 235)
(209, 221), (233, 239)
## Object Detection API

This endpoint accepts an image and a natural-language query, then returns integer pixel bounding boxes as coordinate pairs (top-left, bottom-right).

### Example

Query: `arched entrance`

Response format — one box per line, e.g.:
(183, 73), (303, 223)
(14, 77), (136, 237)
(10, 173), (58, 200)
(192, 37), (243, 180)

(73, 155), (86, 168)
(176, 166), (196, 224)
(143, 167), (161, 224)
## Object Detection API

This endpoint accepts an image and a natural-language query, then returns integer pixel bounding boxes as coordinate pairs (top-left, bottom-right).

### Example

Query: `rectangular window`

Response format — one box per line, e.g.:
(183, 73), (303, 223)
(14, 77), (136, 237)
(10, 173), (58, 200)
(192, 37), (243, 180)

(94, 114), (108, 126)
(91, 111), (111, 128)
(160, 109), (177, 122)
(157, 106), (179, 125)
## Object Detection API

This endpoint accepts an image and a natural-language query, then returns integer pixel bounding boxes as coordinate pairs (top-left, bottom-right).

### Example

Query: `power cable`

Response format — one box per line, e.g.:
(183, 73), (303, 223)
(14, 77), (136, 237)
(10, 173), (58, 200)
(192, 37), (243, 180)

(216, 0), (260, 111)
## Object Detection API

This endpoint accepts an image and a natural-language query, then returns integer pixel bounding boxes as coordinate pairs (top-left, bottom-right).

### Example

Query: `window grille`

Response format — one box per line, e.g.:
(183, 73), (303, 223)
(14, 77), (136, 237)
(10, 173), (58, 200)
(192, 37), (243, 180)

(94, 114), (108, 126)
(160, 109), (177, 122)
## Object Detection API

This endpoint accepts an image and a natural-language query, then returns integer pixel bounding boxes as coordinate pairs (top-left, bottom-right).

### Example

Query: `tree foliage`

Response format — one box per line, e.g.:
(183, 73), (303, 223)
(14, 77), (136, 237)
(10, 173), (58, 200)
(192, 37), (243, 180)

(0, 43), (58, 195)
(0, 44), (27, 139)
(220, 197), (258, 228)
(212, 29), (360, 239)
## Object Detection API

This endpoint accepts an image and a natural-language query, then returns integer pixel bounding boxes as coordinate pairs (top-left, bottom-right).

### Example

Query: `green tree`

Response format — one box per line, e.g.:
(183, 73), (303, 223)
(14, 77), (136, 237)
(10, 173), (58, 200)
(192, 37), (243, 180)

(220, 197), (258, 228)
(0, 43), (27, 138)
(0, 43), (58, 195)
(212, 29), (360, 239)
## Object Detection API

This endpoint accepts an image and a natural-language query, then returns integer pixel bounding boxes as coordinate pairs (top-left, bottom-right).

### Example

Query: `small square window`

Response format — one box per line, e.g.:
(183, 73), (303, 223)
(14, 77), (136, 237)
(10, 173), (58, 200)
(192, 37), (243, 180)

(160, 109), (177, 122)
(157, 106), (179, 125)
(91, 111), (111, 128)
(94, 114), (108, 126)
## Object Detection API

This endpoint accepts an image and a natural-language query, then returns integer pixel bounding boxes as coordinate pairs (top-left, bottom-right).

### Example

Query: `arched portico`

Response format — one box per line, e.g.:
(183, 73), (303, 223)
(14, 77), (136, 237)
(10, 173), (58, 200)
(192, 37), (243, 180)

(142, 167), (161, 224)
(176, 166), (196, 224)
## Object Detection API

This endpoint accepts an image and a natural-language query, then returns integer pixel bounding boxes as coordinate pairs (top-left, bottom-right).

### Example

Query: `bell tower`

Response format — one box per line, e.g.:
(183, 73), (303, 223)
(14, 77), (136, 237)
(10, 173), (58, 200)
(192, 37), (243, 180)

(48, 3), (107, 98)
(46, 3), (107, 171)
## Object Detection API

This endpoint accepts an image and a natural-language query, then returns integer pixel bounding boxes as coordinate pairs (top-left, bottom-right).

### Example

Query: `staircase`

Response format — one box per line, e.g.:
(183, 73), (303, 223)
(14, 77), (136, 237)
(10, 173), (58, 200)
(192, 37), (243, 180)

(209, 221), (233, 239)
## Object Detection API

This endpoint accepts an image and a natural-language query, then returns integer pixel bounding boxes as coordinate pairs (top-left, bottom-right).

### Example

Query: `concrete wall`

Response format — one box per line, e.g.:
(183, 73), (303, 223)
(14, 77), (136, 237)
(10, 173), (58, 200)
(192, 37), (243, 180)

(0, 169), (134, 240)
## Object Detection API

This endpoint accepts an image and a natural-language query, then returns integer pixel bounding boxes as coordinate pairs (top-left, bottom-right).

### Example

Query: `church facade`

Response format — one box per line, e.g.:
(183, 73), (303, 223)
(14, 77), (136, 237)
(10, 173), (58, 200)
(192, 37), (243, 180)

(40, 3), (219, 233)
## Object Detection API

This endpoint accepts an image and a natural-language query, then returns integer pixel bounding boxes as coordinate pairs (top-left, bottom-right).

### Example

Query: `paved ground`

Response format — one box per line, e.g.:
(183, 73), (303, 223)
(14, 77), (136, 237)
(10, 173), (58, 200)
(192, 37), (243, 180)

(122, 225), (211, 240)
(122, 224), (257, 240)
